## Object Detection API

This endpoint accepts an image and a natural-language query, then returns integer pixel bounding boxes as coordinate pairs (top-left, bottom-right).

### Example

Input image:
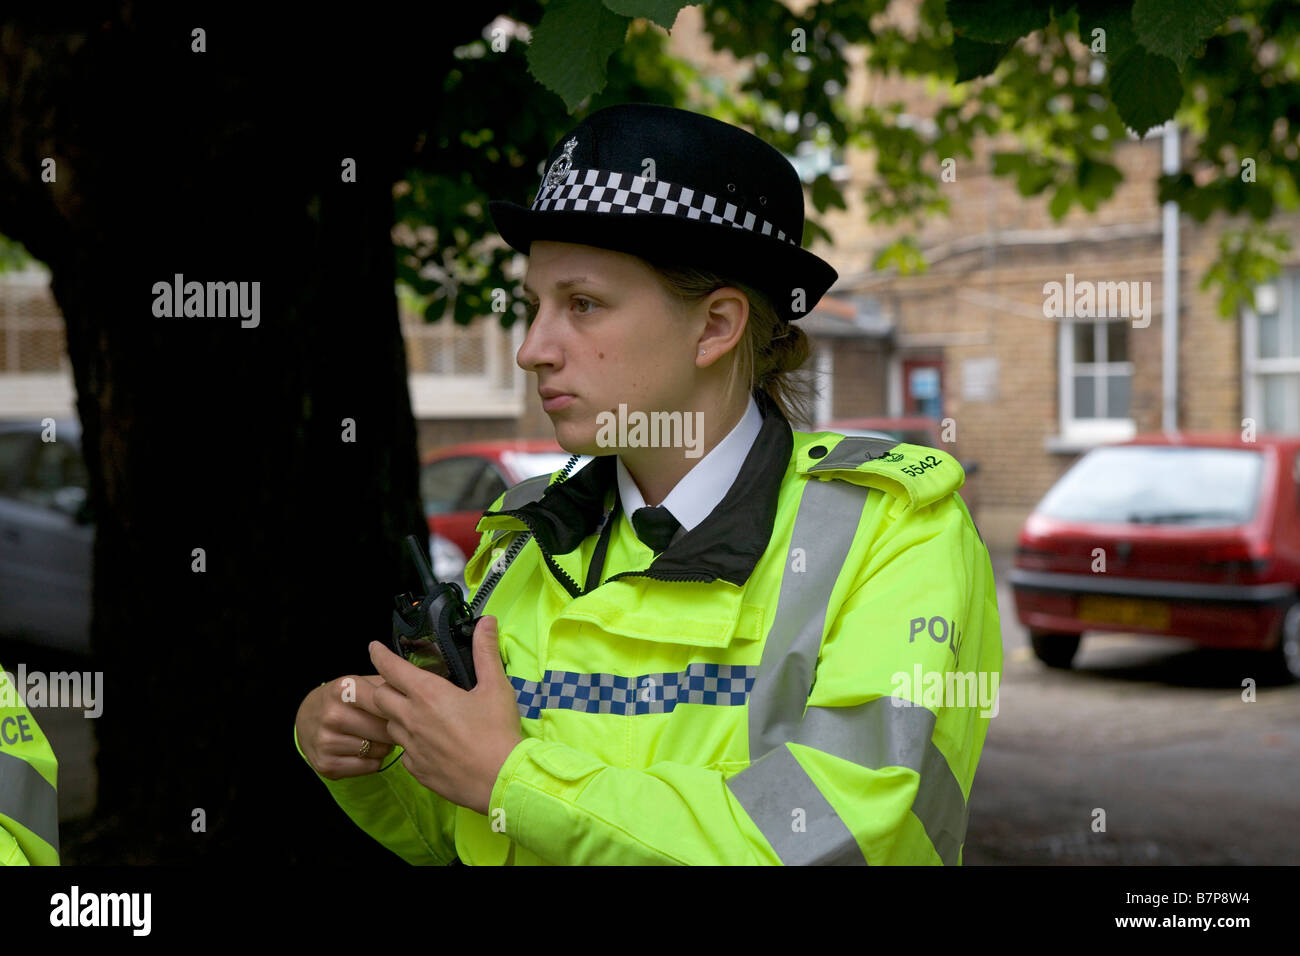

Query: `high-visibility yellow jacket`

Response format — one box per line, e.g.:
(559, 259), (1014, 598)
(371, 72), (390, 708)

(298, 390), (1002, 864)
(0, 662), (60, 865)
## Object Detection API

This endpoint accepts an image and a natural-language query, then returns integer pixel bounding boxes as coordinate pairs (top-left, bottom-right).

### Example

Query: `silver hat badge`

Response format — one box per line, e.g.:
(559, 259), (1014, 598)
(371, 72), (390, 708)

(540, 137), (579, 196)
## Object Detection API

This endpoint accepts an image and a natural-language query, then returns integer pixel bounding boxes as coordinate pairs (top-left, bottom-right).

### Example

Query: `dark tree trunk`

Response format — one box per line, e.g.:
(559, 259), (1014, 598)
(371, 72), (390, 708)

(2, 4), (486, 862)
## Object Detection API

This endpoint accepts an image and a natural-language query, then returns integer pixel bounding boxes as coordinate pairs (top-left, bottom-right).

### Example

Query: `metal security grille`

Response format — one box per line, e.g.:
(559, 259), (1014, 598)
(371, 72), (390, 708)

(400, 299), (526, 418)
(0, 269), (68, 373)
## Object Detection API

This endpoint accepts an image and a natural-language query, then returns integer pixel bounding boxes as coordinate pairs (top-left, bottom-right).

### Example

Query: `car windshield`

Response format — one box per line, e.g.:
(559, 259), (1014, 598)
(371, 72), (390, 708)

(1037, 445), (1265, 525)
(499, 451), (591, 482)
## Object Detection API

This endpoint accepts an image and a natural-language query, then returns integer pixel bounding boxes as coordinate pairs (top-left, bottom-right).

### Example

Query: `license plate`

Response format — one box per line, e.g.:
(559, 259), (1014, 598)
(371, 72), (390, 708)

(1076, 595), (1171, 629)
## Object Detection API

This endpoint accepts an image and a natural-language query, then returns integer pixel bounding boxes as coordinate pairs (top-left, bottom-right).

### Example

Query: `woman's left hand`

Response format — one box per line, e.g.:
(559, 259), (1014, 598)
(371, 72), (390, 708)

(366, 615), (523, 816)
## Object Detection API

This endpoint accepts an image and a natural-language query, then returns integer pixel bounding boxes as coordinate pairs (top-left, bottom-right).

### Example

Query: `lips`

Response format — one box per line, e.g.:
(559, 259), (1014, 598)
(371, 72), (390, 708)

(540, 390), (575, 412)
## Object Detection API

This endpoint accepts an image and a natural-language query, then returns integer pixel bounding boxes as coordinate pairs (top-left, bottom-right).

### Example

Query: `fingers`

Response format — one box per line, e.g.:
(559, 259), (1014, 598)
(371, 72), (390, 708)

(313, 748), (392, 781)
(320, 677), (397, 742)
(368, 640), (429, 700)
(352, 672), (406, 721)
(320, 728), (395, 761)
(333, 706), (397, 746)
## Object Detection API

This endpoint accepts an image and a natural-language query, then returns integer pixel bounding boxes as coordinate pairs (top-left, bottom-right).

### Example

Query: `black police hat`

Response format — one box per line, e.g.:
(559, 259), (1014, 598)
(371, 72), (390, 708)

(487, 103), (839, 323)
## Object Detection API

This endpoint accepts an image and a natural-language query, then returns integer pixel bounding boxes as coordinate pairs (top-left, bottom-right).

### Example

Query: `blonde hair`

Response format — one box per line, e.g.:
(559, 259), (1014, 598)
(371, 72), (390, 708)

(639, 258), (815, 429)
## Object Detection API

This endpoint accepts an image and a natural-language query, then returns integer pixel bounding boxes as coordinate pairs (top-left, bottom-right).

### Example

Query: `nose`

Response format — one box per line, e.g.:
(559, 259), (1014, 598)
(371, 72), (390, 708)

(516, 302), (562, 374)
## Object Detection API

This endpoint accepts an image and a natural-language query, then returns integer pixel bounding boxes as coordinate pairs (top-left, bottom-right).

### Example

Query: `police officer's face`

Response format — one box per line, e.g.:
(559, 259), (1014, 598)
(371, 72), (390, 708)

(517, 241), (703, 455)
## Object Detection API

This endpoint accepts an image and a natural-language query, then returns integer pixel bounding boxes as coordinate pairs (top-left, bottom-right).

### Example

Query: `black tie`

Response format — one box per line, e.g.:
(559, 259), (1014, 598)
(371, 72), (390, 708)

(631, 505), (681, 553)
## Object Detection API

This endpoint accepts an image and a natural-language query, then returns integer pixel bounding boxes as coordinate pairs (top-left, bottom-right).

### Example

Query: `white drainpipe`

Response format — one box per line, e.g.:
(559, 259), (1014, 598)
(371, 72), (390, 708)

(1162, 121), (1180, 435)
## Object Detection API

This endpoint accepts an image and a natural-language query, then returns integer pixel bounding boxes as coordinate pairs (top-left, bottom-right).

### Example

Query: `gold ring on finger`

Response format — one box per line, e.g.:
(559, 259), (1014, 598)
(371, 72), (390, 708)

(358, 738), (372, 758)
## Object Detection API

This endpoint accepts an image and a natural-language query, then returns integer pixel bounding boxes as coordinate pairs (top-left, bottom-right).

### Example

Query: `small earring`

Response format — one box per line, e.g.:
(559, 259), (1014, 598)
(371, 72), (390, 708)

(699, 348), (706, 355)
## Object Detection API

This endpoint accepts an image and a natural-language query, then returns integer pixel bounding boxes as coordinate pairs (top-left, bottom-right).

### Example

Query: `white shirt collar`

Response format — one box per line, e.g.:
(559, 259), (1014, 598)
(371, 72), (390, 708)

(615, 394), (763, 533)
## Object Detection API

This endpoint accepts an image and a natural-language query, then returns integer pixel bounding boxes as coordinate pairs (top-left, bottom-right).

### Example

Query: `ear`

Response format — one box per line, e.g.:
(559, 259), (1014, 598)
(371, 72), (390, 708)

(696, 287), (748, 363)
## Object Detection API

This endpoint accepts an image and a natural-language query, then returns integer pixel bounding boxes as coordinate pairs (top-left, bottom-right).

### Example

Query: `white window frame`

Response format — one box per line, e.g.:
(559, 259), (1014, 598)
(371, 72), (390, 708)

(1242, 269), (1300, 435)
(1047, 317), (1136, 451)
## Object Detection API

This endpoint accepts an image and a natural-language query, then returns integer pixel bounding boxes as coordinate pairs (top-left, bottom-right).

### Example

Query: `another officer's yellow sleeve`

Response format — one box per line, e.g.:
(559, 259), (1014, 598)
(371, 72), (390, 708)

(0, 663), (61, 865)
(485, 488), (1002, 865)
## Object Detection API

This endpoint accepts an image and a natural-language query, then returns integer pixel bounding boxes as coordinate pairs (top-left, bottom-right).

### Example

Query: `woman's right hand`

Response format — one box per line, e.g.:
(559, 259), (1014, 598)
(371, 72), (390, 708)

(296, 675), (397, 780)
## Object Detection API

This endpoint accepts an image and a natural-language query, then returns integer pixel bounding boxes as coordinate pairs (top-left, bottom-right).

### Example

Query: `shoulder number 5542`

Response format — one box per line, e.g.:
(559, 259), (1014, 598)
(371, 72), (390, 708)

(901, 455), (942, 478)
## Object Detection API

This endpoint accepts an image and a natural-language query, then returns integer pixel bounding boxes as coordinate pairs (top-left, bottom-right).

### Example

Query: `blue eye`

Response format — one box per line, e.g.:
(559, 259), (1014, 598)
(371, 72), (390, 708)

(572, 297), (595, 314)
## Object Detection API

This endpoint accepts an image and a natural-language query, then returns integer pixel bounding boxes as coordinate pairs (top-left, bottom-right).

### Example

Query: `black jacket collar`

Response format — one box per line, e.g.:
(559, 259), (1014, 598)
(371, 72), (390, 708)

(494, 389), (794, 587)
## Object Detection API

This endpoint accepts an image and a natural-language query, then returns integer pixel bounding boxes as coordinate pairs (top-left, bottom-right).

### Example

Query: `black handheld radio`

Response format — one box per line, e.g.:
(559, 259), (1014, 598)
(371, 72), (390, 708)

(389, 534), (480, 689)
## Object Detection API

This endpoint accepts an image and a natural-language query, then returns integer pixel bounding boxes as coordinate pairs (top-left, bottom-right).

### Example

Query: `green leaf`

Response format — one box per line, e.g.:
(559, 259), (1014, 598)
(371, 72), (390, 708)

(1132, 0), (1233, 69)
(946, 0), (1051, 43)
(1048, 182), (1076, 219)
(424, 295), (448, 323)
(991, 152), (1027, 176)
(1077, 156), (1122, 201)
(602, 0), (695, 31)
(1075, 0), (1138, 61)
(527, 0), (632, 111)
(992, 151), (1057, 196)
(952, 35), (1014, 82)
(0, 232), (35, 273)
(810, 172), (848, 214)
(1108, 47), (1182, 135)
(872, 237), (928, 275)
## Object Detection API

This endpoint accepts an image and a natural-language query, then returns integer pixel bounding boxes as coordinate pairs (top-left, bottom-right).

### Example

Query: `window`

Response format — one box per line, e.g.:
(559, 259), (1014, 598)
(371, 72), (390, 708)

(401, 300), (527, 419)
(1038, 445), (1264, 526)
(1243, 270), (1300, 434)
(18, 436), (87, 511)
(1066, 319), (1131, 420)
(0, 430), (34, 495)
(1050, 317), (1136, 450)
(464, 464), (509, 512)
(420, 457), (487, 516)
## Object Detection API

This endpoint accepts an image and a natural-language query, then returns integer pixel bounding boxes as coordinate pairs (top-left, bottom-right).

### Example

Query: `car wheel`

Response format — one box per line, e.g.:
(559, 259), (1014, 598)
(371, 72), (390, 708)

(1266, 601), (1300, 684)
(1029, 631), (1080, 669)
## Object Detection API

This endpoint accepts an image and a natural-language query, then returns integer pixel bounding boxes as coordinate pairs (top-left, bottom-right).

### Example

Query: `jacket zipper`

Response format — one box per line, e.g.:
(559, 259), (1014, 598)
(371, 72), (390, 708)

(469, 453), (582, 612)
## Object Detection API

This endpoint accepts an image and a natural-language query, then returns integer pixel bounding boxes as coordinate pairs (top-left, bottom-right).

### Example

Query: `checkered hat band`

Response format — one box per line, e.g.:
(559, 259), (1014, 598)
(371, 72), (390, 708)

(509, 662), (758, 719)
(530, 167), (797, 247)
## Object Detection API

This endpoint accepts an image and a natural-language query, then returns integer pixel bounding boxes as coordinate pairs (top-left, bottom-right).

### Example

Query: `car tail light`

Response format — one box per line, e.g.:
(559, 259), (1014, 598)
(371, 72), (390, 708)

(1015, 544), (1058, 567)
(1198, 540), (1273, 578)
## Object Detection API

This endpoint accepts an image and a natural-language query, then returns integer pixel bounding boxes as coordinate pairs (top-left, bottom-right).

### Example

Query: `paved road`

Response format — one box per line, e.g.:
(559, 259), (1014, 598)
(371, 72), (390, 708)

(12, 546), (1300, 864)
(965, 549), (1300, 865)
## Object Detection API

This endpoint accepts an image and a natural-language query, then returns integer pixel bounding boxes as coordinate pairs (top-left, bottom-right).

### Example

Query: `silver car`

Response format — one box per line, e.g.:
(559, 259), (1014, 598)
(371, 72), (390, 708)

(0, 419), (93, 654)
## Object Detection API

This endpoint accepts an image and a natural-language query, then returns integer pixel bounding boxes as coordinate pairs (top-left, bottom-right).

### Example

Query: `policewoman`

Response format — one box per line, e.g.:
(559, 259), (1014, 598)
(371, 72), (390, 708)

(294, 103), (1003, 865)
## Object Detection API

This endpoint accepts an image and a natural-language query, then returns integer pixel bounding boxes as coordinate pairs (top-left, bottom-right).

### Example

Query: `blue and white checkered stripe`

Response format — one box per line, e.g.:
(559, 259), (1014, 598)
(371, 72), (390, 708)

(510, 662), (758, 719)
(530, 167), (797, 247)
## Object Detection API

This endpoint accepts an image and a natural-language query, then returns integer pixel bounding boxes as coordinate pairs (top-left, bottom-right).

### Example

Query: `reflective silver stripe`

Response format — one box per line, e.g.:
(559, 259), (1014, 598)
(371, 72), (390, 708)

(473, 473), (553, 609)
(730, 477), (869, 863)
(806, 436), (900, 473)
(501, 472), (552, 511)
(725, 745), (866, 865)
(487, 472), (551, 551)
(746, 477), (870, 756)
(0, 749), (59, 855)
(731, 475), (968, 864)
(800, 700), (967, 865)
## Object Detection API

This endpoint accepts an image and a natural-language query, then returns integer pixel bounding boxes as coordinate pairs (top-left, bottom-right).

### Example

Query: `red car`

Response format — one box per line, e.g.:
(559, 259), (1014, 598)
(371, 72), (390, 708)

(420, 439), (591, 577)
(1009, 433), (1300, 681)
